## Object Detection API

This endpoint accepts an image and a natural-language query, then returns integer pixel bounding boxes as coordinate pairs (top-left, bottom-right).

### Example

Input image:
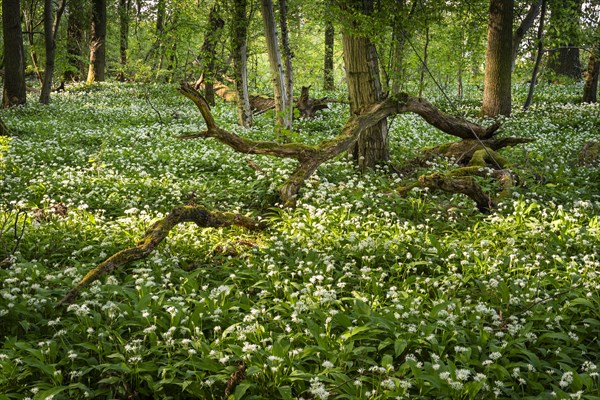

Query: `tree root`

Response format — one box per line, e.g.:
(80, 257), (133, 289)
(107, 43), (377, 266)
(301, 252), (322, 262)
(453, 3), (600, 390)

(59, 205), (264, 305)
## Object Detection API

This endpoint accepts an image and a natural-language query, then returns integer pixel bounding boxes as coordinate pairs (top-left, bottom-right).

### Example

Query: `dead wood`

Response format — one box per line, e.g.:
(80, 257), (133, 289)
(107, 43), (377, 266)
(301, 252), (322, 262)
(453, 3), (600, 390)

(579, 141), (600, 165)
(296, 85), (329, 118)
(178, 83), (503, 207)
(59, 205), (263, 305)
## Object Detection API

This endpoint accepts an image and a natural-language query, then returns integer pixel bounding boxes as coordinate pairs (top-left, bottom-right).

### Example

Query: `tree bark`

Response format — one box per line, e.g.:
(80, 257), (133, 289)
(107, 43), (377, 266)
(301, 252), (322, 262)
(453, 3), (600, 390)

(524, 0), (547, 110)
(40, 0), (66, 104)
(0, 117), (10, 136)
(199, 2), (225, 105)
(87, 0), (107, 83)
(59, 205), (263, 305)
(582, 49), (599, 103)
(2, 0), (27, 107)
(512, 0), (543, 70)
(261, 0), (291, 135)
(323, 21), (335, 91)
(178, 84), (502, 208)
(278, 0), (294, 123)
(231, 0), (253, 127)
(342, 0), (389, 170)
(117, 0), (131, 79)
(65, 0), (86, 81)
(482, 0), (514, 117)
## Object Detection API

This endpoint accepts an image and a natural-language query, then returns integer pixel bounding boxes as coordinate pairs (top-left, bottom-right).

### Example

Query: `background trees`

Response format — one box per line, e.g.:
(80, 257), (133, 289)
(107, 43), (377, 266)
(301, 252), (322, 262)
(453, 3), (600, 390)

(0, 0), (597, 115)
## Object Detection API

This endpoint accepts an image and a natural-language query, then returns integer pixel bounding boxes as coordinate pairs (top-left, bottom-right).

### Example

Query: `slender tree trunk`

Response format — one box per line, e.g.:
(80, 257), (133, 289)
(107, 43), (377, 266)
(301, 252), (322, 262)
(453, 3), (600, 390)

(279, 0), (293, 121)
(583, 48), (599, 103)
(512, 0), (542, 70)
(199, 2), (225, 105)
(323, 21), (335, 91)
(118, 0), (130, 79)
(87, 0), (107, 83)
(2, 0), (27, 107)
(418, 27), (430, 98)
(65, 0), (85, 81)
(261, 0), (291, 134)
(22, 4), (43, 84)
(40, 0), (66, 104)
(231, 0), (252, 127)
(0, 117), (10, 136)
(482, 0), (513, 117)
(524, 0), (547, 110)
(342, 0), (388, 170)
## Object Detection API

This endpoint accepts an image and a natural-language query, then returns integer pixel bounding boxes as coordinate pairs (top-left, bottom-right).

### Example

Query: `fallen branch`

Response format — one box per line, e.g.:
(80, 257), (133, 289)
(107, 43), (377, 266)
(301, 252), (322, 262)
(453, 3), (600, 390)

(177, 83), (501, 207)
(59, 205), (263, 305)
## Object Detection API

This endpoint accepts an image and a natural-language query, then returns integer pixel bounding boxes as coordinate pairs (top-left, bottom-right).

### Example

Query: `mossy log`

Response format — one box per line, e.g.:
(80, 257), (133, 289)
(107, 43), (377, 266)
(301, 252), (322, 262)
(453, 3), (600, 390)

(398, 167), (516, 212)
(59, 205), (263, 305)
(178, 83), (500, 207)
(424, 137), (533, 165)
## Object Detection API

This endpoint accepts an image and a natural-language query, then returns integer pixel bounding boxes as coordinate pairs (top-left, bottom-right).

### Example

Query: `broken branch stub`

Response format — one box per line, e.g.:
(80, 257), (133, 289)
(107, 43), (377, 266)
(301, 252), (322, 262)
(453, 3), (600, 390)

(59, 205), (263, 305)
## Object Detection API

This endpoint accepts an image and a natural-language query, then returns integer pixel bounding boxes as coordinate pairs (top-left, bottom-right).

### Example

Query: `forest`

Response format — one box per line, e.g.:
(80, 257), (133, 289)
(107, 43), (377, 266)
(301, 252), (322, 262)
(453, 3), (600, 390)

(1, 0), (600, 398)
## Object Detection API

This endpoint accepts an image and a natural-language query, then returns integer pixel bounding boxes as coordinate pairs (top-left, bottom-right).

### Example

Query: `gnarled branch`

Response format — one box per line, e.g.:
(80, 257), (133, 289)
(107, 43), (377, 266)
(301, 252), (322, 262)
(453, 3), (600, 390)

(59, 205), (263, 305)
(177, 83), (502, 207)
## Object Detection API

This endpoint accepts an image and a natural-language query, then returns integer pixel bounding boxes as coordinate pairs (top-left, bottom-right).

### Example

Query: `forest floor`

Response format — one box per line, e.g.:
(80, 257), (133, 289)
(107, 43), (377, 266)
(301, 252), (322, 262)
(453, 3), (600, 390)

(0, 82), (599, 399)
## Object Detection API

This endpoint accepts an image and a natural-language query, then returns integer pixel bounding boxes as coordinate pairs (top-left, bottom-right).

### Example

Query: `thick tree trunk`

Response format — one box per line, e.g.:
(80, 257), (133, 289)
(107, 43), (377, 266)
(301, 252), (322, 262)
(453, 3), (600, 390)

(482, 0), (513, 117)
(87, 0), (107, 83)
(512, 0), (543, 70)
(40, 0), (66, 104)
(65, 0), (85, 81)
(199, 2), (225, 105)
(261, 0), (291, 135)
(342, 29), (388, 170)
(583, 49), (599, 103)
(323, 22), (335, 91)
(524, 0), (547, 110)
(2, 0), (27, 107)
(278, 0), (294, 123)
(231, 0), (253, 127)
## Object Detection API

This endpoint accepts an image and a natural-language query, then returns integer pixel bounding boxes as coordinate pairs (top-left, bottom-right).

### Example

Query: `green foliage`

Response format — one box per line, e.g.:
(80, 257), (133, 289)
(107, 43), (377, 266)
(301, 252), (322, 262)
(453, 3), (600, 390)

(0, 82), (599, 399)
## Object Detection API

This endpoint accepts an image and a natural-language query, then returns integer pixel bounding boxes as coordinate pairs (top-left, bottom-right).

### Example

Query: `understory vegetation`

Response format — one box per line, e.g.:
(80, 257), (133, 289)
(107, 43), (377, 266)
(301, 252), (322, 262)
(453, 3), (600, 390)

(0, 82), (599, 399)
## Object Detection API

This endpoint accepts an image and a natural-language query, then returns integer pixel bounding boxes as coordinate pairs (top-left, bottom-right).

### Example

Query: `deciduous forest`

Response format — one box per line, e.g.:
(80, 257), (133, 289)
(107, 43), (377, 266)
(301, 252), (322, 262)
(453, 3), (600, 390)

(1, 0), (599, 398)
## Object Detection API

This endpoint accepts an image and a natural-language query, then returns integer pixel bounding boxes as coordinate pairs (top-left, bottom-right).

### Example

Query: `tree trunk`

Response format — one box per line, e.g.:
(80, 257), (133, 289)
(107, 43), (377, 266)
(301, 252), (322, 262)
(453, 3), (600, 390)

(261, 0), (291, 135)
(482, 0), (513, 117)
(2, 0), (27, 107)
(278, 0), (294, 123)
(118, 0), (130, 79)
(40, 0), (66, 104)
(342, 0), (389, 170)
(512, 0), (542, 70)
(231, 0), (252, 128)
(524, 0), (547, 110)
(583, 49), (599, 103)
(199, 2), (225, 105)
(65, 0), (85, 81)
(323, 22), (335, 91)
(22, 3), (43, 84)
(418, 26), (429, 98)
(87, 0), (107, 83)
